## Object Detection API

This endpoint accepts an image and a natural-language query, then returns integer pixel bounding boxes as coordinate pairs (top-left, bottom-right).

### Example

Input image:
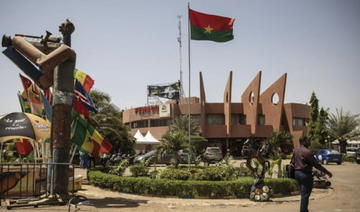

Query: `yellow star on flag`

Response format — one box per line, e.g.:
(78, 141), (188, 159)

(204, 25), (214, 33)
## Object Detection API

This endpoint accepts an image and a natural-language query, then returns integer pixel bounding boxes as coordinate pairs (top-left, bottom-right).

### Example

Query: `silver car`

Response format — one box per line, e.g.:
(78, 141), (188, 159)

(203, 147), (223, 163)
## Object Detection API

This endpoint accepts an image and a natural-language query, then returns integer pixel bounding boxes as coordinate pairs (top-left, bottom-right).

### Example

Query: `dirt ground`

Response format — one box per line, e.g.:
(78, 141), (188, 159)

(1, 162), (359, 212)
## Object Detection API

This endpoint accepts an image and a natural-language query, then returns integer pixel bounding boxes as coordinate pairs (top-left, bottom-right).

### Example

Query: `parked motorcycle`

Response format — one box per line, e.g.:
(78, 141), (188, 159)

(313, 170), (331, 188)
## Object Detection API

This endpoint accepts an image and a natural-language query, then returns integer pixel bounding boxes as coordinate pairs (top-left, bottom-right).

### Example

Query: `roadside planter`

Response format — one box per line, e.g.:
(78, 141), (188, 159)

(87, 170), (299, 199)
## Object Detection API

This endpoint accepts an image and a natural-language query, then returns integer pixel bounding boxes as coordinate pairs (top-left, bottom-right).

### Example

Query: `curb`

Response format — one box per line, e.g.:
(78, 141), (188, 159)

(77, 185), (334, 208)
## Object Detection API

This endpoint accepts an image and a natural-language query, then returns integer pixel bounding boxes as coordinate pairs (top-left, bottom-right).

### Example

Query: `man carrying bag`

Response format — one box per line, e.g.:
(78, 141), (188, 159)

(293, 136), (333, 212)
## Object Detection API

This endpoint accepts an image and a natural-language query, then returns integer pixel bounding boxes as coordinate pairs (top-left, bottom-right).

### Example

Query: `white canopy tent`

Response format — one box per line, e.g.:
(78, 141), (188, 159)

(133, 130), (159, 153)
(134, 130), (159, 144)
(133, 129), (145, 141)
(143, 131), (160, 144)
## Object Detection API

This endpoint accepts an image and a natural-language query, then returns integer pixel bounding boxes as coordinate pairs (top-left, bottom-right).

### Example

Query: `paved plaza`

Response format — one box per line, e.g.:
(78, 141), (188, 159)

(1, 162), (359, 212)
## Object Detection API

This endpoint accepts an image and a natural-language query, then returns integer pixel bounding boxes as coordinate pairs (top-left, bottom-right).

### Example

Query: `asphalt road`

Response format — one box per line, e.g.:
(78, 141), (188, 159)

(2, 162), (359, 212)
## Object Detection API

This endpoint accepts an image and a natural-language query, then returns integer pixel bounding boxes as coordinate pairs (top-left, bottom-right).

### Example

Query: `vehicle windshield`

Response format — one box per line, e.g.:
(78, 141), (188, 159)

(142, 151), (155, 157)
(346, 147), (357, 152)
(207, 148), (221, 152)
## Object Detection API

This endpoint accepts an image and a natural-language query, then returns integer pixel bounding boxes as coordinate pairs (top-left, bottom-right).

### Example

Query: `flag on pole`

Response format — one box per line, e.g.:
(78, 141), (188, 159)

(40, 92), (53, 121)
(19, 74), (32, 90)
(74, 69), (94, 93)
(14, 138), (33, 155)
(71, 111), (112, 157)
(19, 74), (44, 117)
(73, 80), (97, 118)
(189, 9), (235, 42)
(17, 91), (31, 113)
(43, 88), (54, 105)
(27, 84), (44, 117)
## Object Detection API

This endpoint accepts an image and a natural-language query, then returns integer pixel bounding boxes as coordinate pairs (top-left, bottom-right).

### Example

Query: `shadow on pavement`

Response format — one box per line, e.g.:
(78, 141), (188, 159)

(81, 197), (148, 209)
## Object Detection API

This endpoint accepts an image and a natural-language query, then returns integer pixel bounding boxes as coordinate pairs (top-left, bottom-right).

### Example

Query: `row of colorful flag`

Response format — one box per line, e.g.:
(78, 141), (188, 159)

(16, 69), (112, 157)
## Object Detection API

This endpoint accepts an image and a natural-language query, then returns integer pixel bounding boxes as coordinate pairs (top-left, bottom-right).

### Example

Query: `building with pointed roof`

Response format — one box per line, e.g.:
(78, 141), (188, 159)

(123, 72), (310, 156)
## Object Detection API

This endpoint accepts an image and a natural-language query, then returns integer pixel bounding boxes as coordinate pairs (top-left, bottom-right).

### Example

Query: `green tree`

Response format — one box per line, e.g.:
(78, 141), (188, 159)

(267, 132), (293, 178)
(156, 130), (188, 167)
(156, 116), (207, 167)
(316, 108), (329, 146)
(170, 115), (207, 157)
(89, 89), (134, 154)
(268, 131), (293, 157)
(307, 92), (329, 150)
(327, 108), (360, 153)
(170, 115), (200, 135)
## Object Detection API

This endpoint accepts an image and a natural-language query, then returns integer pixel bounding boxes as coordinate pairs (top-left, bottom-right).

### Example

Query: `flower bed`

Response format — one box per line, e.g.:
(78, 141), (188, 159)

(88, 170), (298, 198)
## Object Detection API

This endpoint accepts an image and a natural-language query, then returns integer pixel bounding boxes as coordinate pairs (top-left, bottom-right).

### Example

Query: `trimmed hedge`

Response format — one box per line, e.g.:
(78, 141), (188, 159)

(159, 166), (252, 181)
(88, 170), (298, 198)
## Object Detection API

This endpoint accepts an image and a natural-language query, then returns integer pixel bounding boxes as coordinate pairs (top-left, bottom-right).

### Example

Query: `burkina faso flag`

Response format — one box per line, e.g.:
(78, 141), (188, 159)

(189, 9), (235, 42)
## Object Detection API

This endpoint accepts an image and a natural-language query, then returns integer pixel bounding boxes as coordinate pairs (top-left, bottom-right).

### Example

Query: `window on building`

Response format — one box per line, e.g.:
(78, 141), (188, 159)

(131, 120), (148, 128)
(150, 119), (171, 127)
(207, 114), (225, 125)
(293, 118), (307, 127)
(191, 114), (201, 125)
(231, 114), (247, 125)
(258, 114), (265, 125)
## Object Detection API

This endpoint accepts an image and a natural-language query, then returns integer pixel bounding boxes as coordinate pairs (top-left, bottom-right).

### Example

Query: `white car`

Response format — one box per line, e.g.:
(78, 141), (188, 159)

(346, 147), (358, 157)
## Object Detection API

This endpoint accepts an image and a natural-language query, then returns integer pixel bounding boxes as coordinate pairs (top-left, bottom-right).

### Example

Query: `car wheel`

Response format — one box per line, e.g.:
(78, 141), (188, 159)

(337, 161), (342, 165)
(356, 160), (360, 164)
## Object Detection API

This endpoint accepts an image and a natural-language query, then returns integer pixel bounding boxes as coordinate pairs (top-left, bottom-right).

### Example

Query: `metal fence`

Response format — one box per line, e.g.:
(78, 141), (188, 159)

(0, 162), (76, 201)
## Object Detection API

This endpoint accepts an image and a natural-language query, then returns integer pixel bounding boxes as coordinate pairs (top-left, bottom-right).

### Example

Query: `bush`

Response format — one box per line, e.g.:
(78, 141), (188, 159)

(88, 170), (299, 198)
(159, 168), (191, 180)
(192, 166), (233, 181)
(343, 154), (356, 163)
(108, 159), (128, 176)
(129, 164), (150, 177)
(149, 170), (160, 179)
(158, 166), (252, 181)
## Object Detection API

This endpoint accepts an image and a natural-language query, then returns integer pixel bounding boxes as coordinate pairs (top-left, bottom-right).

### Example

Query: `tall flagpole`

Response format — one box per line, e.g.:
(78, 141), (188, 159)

(187, 2), (191, 166)
(177, 15), (184, 97)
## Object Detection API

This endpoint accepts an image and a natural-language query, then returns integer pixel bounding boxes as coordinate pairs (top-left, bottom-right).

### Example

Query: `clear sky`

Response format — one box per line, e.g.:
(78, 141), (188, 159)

(0, 0), (359, 116)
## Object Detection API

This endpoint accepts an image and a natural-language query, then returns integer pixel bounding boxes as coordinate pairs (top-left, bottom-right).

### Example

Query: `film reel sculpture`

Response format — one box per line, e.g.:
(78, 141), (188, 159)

(241, 139), (272, 201)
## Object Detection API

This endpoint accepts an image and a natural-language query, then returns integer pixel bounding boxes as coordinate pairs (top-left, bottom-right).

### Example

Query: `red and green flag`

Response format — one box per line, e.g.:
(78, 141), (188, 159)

(189, 9), (235, 42)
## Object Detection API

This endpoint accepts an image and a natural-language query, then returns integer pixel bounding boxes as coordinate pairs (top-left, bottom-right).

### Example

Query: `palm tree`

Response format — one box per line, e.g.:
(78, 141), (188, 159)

(156, 130), (188, 167)
(89, 89), (134, 154)
(169, 115), (207, 158)
(327, 108), (360, 153)
(170, 115), (200, 135)
(267, 132), (293, 156)
(267, 132), (293, 178)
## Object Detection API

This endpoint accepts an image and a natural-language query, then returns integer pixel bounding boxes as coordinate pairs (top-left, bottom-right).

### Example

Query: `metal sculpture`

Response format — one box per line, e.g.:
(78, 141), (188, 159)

(241, 139), (272, 201)
(2, 20), (76, 200)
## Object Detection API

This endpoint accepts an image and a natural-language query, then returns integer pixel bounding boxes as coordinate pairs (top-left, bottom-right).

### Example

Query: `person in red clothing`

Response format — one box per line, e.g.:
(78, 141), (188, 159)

(294, 136), (333, 212)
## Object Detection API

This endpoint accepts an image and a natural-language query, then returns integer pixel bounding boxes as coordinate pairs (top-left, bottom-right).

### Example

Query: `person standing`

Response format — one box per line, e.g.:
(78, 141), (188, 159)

(293, 136), (333, 212)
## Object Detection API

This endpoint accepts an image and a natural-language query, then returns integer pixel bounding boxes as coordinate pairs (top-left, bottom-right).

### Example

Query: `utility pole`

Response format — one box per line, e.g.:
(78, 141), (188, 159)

(177, 15), (184, 98)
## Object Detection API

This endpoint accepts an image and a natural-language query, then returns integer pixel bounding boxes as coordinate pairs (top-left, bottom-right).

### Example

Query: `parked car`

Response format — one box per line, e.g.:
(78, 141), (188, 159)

(346, 147), (358, 157)
(356, 148), (360, 164)
(202, 147), (223, 163)
(133, 150), (191, 165)
(315, 149), (342, 165)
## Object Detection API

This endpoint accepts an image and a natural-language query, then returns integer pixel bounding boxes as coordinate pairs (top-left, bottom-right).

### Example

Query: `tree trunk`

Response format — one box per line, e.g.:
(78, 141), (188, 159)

(339, 139), (347, 154)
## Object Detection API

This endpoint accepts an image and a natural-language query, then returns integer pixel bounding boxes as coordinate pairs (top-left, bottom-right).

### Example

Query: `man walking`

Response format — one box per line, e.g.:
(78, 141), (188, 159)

(294, 136), (333, 212)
